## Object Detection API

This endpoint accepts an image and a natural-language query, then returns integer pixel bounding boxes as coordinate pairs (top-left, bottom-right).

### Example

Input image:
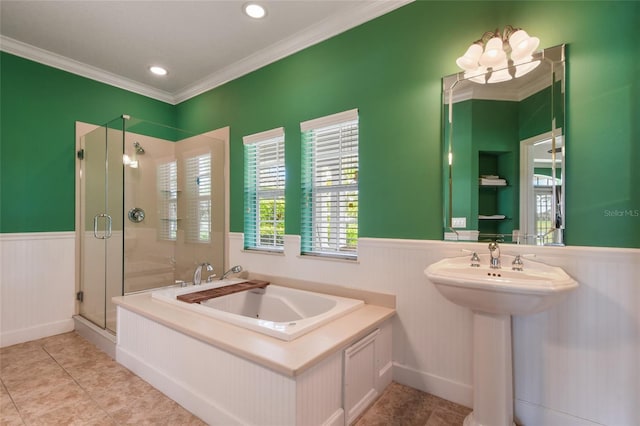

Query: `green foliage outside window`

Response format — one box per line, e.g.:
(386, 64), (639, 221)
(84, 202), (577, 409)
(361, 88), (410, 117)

(259, 198), (285, 246)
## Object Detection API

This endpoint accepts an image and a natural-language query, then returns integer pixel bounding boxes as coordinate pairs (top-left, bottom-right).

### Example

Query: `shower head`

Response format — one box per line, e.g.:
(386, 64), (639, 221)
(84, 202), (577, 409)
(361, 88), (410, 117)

(220, 265), (243, 280)
(133, 142), (145, 154)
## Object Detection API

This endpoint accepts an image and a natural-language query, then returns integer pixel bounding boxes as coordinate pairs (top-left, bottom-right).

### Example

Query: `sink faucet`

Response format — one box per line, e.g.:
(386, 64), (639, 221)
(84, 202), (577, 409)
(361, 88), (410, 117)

(193, 262), (214, 285)
(488, 242), (501, 269)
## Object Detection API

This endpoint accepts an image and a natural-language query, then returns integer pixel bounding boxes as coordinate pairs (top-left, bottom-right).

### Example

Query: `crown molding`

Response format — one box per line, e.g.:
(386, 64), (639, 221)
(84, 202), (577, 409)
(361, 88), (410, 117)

(0, 35), (175, 104)
(1, 1), (412, 105)
(173, 1), (412, 103)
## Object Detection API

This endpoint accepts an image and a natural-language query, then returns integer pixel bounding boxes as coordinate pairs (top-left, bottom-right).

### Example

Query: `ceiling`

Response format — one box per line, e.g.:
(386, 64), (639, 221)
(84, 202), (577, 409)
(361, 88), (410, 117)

(0, 0), (411, 104)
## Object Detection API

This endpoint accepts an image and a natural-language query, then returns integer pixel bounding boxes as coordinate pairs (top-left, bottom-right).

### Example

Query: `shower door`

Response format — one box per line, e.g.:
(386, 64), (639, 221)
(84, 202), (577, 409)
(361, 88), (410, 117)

(78, 118), (124, 333)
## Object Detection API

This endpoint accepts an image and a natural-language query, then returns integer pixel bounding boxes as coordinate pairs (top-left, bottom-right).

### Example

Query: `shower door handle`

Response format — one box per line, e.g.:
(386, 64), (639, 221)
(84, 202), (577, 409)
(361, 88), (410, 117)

(104, 214), (112, 239)
(93, 213), (112, 239)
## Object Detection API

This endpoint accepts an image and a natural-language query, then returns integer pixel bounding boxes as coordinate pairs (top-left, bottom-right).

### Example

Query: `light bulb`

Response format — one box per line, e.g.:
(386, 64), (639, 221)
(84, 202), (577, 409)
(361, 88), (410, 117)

(244, 3), (266, 19)
(149, 66), (167, 76)
(487, 58), (511, 83)
(456, 44), (483, 71)
(487, 67), (512, 83)
(464, 66), (488, 84)
(479, 37), (507, 68)
(509, 30), (539, 61)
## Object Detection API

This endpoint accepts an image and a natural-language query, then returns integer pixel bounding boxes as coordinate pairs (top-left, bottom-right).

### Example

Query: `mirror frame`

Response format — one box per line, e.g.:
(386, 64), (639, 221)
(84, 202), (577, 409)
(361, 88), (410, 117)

(442, 44), (566, 245)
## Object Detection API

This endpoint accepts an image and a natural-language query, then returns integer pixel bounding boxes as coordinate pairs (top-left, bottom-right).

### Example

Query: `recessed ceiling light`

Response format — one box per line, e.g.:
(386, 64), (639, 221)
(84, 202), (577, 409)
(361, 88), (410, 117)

(244, 3), (266, 19)
(149, 66), (168, 76)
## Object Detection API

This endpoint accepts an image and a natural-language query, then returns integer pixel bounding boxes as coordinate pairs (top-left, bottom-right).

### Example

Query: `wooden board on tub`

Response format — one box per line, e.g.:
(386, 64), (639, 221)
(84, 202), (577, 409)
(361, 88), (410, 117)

(176, 280), (270, 304)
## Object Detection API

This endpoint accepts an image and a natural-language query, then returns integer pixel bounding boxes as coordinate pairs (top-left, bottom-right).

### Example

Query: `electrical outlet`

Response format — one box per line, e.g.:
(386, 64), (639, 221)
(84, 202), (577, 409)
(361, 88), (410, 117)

(451, 217), (467, 228)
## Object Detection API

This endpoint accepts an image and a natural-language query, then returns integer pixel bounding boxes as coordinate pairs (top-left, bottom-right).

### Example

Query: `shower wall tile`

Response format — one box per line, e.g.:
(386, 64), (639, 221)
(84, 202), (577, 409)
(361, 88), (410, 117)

(0, 232), (75, 347)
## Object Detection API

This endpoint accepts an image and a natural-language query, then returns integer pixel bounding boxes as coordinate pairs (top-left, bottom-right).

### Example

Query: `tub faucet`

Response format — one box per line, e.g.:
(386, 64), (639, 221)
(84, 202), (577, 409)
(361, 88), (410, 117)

(488, 242), (501, 269)
(193, 262), (214, 285)
(220, 265), (243, 280)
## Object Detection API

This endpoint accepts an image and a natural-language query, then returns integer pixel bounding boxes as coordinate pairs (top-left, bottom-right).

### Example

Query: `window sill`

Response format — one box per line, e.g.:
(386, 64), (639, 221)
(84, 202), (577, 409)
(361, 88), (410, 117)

(297, 253), (359, 264)
(241, 248), (285, 256)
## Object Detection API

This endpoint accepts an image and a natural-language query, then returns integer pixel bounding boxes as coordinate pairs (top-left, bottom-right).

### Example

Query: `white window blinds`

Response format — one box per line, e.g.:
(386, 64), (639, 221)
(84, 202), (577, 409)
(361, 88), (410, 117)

(300, 109), (358, 258)
(243, 128), (285, 251)
(157, 160), (178, 241)
(185, 153), (211, 243)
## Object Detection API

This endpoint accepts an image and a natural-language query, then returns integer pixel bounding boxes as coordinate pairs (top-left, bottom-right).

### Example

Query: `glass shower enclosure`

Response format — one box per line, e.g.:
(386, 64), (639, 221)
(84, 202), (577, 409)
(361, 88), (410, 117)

(77, 115), (225, 333)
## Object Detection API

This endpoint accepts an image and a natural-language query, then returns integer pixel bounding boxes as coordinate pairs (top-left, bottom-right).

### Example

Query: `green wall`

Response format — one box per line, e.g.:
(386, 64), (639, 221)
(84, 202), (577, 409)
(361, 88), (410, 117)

(2, 1), (638, 248)
(445, 100), (474, 232)
(0, 53), (175, 232)
(175, 1), (638, 248)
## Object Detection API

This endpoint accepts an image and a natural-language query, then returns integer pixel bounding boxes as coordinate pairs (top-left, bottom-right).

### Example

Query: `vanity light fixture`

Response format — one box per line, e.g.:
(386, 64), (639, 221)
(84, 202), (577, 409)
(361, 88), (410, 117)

(456, 26), (540, 84)
(149, 66), (168, 76)
(244, 2), (266, 19)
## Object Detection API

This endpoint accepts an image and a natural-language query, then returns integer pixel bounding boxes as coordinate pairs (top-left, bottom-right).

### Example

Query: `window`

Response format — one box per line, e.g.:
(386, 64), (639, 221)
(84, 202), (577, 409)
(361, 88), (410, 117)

(300, 109), (358, 258)
(157, 160), (178, 241)
(185, 153), (211, 243)
(533, 174), (560, 245)
(243, 128), (285, 251)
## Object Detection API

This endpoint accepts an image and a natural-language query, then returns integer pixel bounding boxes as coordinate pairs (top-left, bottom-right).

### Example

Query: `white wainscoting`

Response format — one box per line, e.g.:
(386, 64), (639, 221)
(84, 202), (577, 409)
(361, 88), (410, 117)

(1, 231), (637, 425)
(229, 233), (640, 426)
(0, 232), (75, 347)
(116, 308), (346, 426)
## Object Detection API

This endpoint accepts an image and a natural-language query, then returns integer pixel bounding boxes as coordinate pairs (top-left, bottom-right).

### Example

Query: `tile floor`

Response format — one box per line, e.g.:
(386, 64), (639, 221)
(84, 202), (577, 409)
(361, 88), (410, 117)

(1, 332), (471, 425)
(354, 382), (471, 426)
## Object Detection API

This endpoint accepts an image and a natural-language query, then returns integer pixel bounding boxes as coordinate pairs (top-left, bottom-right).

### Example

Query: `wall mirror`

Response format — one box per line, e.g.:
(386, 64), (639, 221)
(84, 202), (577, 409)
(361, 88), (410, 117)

(442, 44), (565, 245)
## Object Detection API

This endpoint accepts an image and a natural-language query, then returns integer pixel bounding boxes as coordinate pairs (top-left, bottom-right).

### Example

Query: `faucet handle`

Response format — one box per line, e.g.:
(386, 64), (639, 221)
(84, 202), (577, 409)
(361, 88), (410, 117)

(206, 273), (217, 283)
(512, 255), (524, 271)
(470, 252), (480, 267)
(460, 249), (481, 267)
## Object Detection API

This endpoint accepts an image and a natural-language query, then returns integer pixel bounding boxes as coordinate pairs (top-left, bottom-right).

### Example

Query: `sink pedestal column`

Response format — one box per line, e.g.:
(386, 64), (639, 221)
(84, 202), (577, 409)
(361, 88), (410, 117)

(463, 312), (516, 426)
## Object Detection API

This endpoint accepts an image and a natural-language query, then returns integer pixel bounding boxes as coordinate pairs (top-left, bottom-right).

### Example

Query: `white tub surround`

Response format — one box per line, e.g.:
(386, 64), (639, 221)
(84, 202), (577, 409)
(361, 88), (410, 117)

(114, 284), (394, 425)
(114, 289), (393, 376)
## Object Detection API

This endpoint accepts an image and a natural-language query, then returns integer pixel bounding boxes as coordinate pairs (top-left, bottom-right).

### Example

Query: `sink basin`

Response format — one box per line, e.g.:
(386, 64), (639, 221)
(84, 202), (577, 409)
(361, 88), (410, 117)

(424, 252), (578, 426)
(424, 254), (578, 315)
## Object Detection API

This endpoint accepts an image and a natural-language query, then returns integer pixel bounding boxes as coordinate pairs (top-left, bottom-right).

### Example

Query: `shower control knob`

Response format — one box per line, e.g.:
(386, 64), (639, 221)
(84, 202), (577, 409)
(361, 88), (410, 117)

(127, 207), (145, 223)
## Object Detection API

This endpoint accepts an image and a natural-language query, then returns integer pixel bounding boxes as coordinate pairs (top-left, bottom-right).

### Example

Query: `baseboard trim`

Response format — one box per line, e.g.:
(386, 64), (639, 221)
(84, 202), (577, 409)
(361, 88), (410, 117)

(514, 399), (606, 426)
(73, 315), (116, 359)
(323, 408), (345, 426)
(0, 318), (74, 348)
(393, 362), (472, 408)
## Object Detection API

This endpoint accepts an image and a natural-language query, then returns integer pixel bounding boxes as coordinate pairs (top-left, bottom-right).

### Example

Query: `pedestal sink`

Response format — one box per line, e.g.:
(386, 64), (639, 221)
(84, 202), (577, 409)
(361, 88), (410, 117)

(425, 251), (578, 426)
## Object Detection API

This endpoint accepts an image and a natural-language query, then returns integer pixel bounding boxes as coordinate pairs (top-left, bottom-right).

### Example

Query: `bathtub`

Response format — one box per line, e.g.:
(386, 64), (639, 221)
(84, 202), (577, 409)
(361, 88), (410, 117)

(151, 279), (364, 341)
